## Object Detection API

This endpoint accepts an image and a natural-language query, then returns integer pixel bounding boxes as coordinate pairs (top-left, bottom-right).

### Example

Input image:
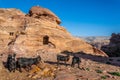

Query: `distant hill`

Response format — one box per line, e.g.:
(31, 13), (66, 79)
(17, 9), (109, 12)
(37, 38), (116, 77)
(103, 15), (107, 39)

(77, 36), (110, 49)
(78, 36), (110, 43)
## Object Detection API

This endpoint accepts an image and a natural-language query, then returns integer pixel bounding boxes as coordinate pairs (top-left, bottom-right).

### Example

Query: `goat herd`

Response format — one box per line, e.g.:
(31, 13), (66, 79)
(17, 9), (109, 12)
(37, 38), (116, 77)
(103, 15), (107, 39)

(6, 53), (41, 72)
(5, 52), (81, 73)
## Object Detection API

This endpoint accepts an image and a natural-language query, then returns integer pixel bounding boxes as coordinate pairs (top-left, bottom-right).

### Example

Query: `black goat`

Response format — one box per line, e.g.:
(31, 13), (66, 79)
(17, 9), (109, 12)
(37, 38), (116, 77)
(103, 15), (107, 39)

(16, 56), (41, 72)
(71, 56), (81, 68)
(6, 54), (16, 72)
(57, 54), (70, 66)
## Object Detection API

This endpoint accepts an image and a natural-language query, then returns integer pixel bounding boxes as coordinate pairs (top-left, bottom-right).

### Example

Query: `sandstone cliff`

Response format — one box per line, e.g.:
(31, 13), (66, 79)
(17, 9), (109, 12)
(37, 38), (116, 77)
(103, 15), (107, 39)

(101, 33), (120, 57)
(0, 6), (107, 58)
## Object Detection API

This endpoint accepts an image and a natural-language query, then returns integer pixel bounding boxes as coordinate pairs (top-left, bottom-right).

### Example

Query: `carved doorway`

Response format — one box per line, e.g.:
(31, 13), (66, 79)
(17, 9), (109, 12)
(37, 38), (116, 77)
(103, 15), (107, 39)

(43, 35), (49, 45)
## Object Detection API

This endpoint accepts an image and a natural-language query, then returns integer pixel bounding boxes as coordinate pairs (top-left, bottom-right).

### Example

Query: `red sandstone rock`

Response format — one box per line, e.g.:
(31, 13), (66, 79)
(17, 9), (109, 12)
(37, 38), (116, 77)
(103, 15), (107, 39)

(0, 6), (107, 58)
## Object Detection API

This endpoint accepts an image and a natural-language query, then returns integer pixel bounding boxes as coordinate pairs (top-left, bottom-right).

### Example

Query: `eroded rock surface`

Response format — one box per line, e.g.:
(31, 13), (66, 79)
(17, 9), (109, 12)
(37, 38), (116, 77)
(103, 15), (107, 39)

(0, 6), (107, 58)
(27, 6), (61, 24)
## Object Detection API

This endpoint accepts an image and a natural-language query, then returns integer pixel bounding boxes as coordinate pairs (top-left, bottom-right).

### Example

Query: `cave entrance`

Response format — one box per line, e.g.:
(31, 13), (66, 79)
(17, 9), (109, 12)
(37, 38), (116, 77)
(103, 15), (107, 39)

(43, 35), (49, 45)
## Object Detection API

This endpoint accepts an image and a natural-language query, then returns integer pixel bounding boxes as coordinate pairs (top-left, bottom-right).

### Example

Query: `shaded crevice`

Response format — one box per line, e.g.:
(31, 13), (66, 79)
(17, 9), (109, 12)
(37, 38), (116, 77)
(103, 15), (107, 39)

(43, 35), (56, 48)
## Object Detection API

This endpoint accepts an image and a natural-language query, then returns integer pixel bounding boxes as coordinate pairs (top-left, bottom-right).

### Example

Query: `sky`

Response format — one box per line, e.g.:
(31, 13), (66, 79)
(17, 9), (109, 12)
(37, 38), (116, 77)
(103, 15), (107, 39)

(0, 0), (120, 36)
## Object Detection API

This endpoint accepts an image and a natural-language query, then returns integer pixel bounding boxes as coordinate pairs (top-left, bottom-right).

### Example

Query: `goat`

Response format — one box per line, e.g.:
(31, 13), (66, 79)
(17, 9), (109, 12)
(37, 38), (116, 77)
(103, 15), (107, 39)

(71, 56), (81, 68)
(57, 54), (70, 66)
(16, 56), (41, 72)
(6, 53), (16, 72)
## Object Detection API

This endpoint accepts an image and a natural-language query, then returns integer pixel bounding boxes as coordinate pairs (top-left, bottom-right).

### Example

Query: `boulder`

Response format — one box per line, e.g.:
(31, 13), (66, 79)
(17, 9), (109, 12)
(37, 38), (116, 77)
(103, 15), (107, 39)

(27, 6), (61, 24)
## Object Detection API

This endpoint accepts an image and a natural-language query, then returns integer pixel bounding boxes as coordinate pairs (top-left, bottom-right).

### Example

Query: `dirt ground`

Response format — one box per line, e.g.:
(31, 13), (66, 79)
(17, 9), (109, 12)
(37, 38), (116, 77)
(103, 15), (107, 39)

(0, 53), (120, 80)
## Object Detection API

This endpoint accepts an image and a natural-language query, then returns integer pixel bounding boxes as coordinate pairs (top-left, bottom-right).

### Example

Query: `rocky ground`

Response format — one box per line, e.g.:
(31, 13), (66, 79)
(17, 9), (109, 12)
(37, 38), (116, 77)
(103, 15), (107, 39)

(0, 53), (120, 80)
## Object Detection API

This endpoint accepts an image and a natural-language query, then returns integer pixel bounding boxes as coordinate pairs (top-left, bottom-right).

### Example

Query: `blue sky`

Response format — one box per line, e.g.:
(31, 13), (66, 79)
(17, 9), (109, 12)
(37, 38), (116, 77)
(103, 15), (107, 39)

(0, 0), (120, 36)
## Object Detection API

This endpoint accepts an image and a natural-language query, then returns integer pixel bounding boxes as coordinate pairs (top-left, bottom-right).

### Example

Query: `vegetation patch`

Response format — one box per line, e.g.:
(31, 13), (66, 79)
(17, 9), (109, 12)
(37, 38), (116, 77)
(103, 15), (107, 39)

(95, 69), (103, 74)
(86, 68), (90, 71)
(108, 72), (120, 76)
(106, 61), (111, 64)
(101, 75), (108, 79)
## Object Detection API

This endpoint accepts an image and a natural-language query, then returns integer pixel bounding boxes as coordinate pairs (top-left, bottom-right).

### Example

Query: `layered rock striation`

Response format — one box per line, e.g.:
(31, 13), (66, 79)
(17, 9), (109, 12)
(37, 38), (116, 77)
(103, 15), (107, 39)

(0, 6), (107, 58)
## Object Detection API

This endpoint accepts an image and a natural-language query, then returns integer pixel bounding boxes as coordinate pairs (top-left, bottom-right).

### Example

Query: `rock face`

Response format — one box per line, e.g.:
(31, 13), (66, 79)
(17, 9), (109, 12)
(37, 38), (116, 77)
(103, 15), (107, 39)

(27, 6), (61, 24)
(101, 33), (120, 57)
(0, 8), (25, 53)
(0, 6), (107, 58)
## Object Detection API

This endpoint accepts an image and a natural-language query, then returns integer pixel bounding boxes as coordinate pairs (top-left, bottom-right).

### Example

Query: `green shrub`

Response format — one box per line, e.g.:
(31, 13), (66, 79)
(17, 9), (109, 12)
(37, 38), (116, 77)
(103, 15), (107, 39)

(95, 69), (103, 73)
(106, 62), (111, 64)
(108, 72), (120, 76)
(86, 68), (90, 71)
(101, 75), (107, 79)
